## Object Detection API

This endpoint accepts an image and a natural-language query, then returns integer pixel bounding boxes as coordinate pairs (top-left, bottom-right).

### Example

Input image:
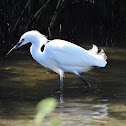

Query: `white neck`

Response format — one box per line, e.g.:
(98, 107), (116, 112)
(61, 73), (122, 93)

(30, 39), (46, 66)
(30, 43), (41, 57)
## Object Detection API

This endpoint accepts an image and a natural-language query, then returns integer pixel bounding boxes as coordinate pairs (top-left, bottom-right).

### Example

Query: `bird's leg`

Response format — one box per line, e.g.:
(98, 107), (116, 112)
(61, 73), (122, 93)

(78, 74), (91, 88)
(60, 75), (63, 91)
(73, 71), (91, 88)
(60, 76), (64, 103)
(59, 71), (64, 103)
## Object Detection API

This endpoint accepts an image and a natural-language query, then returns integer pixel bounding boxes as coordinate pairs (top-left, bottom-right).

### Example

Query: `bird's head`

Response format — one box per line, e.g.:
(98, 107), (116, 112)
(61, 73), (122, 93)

(6, 30), (48, 57)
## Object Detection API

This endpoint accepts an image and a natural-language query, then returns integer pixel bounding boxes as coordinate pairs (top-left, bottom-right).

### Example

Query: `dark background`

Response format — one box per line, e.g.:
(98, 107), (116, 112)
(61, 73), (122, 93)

(0, 0), (126, 60)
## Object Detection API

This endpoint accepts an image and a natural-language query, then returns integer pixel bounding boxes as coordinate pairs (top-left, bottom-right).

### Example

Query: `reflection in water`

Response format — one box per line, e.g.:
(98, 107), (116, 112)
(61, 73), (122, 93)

(0, 47), (126, 125)
(54, 101), (108, 126)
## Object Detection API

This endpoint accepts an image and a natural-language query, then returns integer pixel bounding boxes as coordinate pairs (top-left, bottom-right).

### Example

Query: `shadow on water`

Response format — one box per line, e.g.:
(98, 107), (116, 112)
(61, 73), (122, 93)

(0, 47), (126, 125)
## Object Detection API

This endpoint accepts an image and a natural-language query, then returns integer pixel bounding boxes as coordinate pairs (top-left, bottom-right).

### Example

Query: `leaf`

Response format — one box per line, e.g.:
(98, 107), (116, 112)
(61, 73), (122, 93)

(5, 68), (11, 70)
(34, 98), (58, 123)
(56, 0), (62, 9)
(33, 0), (51, 18)
(50, 118), (59, 126)
(36, 97), (57, 114)
(13, 0), (31, 31)
(11, 71), (18, 74)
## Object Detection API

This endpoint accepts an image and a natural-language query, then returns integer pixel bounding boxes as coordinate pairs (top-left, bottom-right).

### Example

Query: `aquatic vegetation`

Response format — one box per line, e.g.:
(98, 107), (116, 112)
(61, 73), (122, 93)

(34, 97), (58, 125)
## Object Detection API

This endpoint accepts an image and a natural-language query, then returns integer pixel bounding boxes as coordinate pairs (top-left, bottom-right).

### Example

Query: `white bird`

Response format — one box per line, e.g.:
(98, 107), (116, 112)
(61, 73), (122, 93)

(7, 30), (107, 92)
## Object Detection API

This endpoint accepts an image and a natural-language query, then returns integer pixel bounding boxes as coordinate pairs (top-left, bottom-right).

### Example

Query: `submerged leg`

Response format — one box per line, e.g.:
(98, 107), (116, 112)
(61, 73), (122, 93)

(60, 75), (63, 91)
(60, 71), (64, 103)
(73, 71), (91, 88)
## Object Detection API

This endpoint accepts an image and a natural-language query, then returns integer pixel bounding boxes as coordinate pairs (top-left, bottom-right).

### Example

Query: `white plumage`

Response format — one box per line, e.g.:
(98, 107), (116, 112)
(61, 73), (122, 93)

(44, 40), (107, 72)
(7, 30), (107, 91)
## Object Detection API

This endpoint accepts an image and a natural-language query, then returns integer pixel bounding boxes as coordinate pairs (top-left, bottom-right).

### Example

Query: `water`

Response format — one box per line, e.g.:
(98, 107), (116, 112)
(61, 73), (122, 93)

(0, 47), (126, 126)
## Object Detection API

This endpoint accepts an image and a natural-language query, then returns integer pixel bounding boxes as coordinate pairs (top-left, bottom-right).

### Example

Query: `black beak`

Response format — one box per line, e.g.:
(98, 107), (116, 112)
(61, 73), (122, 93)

(6, 42), (22, 57)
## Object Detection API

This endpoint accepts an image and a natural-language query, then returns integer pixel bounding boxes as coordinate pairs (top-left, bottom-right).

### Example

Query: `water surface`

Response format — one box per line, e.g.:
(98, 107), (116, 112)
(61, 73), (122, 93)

(0, 47), (126, 126)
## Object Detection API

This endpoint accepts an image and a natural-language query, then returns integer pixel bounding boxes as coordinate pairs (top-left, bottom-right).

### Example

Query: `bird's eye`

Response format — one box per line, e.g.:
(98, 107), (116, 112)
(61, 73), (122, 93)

(20, 39), (24, 42)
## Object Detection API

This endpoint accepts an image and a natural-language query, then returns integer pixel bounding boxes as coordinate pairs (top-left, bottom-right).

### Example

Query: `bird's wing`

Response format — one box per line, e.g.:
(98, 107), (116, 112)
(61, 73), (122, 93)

(44, 39), (97, 67)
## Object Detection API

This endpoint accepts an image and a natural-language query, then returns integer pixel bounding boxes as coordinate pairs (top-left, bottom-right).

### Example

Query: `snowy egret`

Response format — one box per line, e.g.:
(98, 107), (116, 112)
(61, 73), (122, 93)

(7, 30), (107, 96)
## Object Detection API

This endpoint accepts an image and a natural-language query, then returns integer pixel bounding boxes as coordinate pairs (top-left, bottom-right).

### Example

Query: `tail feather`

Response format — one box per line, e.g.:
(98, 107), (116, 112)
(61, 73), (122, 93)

(89, 45), (107, 67)
(98, 49), (107, 61)
(89, 44), (98, 53)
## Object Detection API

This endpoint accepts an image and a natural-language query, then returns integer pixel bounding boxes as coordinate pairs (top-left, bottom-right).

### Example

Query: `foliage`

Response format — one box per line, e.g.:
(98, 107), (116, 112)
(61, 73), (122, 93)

(0, 0), (66, 59)
(34, 97), (58, 126)
(0, 0), (65, 46)
(0, 0), (122, 60)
